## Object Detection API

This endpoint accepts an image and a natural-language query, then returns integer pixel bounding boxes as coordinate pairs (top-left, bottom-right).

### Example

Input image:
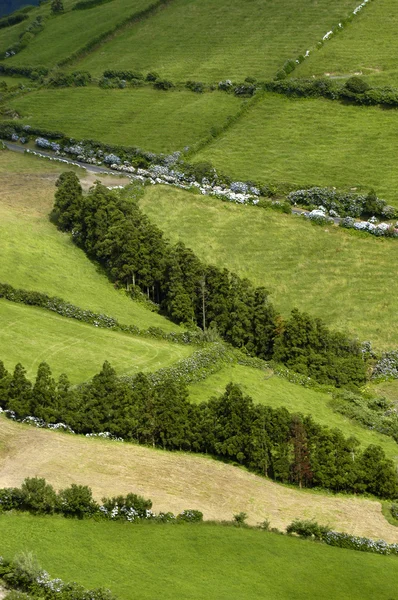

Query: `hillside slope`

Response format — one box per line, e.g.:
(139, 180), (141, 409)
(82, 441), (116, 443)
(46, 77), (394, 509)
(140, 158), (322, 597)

(1, 416), (397, 542)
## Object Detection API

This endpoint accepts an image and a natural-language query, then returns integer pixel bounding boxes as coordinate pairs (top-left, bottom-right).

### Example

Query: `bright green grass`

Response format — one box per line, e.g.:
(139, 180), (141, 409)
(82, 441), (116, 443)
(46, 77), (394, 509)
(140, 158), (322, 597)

(0, 299), (192, 382)
(0, 150), (180, 332)
(296, 0), (398, 86)
(6, 87), (241, 152)
(196, 92), (398, 203)
(189, 364), (398, 463)
(1, 514), (397, 600)
(4, 0), (154, 67)
(369, 380), (398, 407)
(0, 75), (30, 87)
(76, 0), (357, 81)
(141, 186), (398, 350)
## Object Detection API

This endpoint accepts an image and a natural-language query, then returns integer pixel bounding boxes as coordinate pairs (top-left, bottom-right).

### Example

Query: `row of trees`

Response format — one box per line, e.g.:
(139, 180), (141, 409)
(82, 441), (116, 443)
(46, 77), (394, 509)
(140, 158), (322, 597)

(52, 173), (366, 387)
(1, 360), (397, 498)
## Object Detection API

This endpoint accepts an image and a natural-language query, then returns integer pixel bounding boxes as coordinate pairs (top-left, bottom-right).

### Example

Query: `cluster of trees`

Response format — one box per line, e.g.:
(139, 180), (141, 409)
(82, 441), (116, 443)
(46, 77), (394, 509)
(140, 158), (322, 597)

(52, 173), (366, 387)
(1, 360), (397, 498)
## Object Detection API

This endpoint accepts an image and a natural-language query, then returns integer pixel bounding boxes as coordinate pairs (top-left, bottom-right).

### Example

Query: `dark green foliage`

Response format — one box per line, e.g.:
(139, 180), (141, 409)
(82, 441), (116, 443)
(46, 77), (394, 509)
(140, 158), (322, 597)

(73, 0), (113, 9)
(20, 477), (57, 514)
(50, 171), (83, 230)
(342, 76), (371, 95)
(46, 70), (91, 87)
(177, 509), (203, 522)
(0, 12), (28, 29)
(101, 493), (152, 519)
(286, 519), (330, 540)
(0, 487), (25, 512)
(233, 511), (248, 525)
(391, 503), (398, 520)
(0, 65), (49, 79)
(7, 363), (32, 417)
(57, 484), (98, 518)
(153, 79), (174, 90)
(103, 69), (144, 81)
(146, 71), (159, 82)
(185, 80), (205, 93)
(51, 0), (64, 13)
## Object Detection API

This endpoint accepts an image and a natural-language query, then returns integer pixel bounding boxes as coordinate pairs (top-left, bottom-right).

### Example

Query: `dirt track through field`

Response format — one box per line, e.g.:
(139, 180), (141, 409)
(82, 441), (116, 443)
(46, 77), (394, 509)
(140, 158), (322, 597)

(1, 417), (397, 542)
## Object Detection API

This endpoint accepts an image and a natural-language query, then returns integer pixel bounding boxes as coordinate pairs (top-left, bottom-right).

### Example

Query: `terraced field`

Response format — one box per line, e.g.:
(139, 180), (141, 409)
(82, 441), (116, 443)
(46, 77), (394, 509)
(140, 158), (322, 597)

(140, 185), (398, 350)
(196, 92), (398, 203)
(75, 0), (358, 81)
(7, 87), (241, 152)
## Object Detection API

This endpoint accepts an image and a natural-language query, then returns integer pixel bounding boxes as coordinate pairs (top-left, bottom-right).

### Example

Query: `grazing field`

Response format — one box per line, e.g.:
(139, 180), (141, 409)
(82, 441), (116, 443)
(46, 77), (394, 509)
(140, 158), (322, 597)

(6, 87), (241, 152)
(1, 417), (398, 542)
(0, 299), (192, 382)
(196, 92), (398, 203)
(1, 514), (398, 600)
(0, 150), (180, 332)
(3, 0), (154, 67)
(296, 0), (398, 86)
(369, 380), (398, 408)
(0, 75), (30, 87)
(141, 186), (398, 350)
(188, 364), (398, 464)
(76, 0), (358, 81)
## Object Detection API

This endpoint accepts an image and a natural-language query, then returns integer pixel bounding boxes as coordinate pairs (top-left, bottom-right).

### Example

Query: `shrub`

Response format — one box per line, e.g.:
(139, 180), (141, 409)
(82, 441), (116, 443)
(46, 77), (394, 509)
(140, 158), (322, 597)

(185, 80), (205, 93)
(0, 487), (24, 512)
(233, 512), (248, 525)
(146, 71), (159, 82)
(343, 76), (371, 95)
(74, 0), (113, 9)
(391, 503), (398, 520)
(153, 79), (174, 90)
(57, 484), (98, 518)
(20, 477), (57, 514)
(286, 519), (330, 540)
(177, 509), (203, 523)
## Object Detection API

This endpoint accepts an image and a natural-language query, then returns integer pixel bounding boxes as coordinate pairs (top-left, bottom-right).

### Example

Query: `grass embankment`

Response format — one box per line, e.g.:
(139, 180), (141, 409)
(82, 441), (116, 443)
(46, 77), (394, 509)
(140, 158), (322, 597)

(0, 299), (192, 382)
(76, 0), (357, 81)
(0, 150), (180, 332)
(1, 417), (397, 542)
(296, 0), (398, 86)
(188, 364), (398, 464)
(6, 87), (241, 153)
(196, 92), (398, 203)
(2, 0), (154, 67)
(1, 514), (398, 600)
(141, 186), (398, 350)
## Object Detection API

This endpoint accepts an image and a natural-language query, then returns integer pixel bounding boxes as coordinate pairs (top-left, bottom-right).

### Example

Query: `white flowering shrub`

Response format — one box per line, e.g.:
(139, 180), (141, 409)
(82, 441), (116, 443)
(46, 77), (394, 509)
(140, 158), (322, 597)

(372, 351), (398, 380)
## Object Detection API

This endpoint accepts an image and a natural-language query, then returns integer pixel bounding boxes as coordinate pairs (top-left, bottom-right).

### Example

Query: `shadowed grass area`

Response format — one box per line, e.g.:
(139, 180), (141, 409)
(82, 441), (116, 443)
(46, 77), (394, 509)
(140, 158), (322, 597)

(196, 92), (398, 203)
(76, 0), (357, 81)
(140, 185), (398, 350)
(0, 150), (180, 332)
(0, 513), (397, 599)
(6, 87), (241, 153)
(188, 364), (398, 464)
(296, 0), (398, 86)
(0, 299), (193, 382)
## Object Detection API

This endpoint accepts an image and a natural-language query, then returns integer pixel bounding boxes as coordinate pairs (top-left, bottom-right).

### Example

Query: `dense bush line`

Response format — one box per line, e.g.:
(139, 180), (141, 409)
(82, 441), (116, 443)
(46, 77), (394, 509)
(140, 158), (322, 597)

(0, 281), (203, 345)
(0, 552), (116, 600)
(0, 477), (203, 524)
(1, 360), (397, 497)
(0, 12), (28, 30)
(287, 519), (398, 556)
(4, 16), (45, 59)
(0, 65), (48, 80)
(73, 0), (113, 9)
(50, 173), (367, 387)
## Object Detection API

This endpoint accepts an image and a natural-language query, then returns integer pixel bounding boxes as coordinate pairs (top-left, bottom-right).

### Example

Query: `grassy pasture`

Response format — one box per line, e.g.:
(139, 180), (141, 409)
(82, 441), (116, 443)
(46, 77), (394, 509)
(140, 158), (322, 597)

(0, 75), (30, 87)
(1, 514), (398, 600)
(1, 417), (397, 542)
(4, 0), (154, 67)
(141, 186), (398, 350)
(76, 0), (358, 81)
(6, 87), (241, 152)
(0, 299), (192, 382)
(0, 150), (180, 331)
(196, 92), (398, 203)
(296, 0), (398, 86)
(188, 365), (398, 464)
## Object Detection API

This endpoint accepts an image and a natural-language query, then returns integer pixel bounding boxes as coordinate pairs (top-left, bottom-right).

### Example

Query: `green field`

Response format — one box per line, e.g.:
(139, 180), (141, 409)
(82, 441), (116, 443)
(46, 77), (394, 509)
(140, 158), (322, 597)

(0, 75), (30, 87)
(6, 87), (241, 152)
(296, 0), (398, 86)
(1, 514), (397, 600)
(196, 91), (398, 203)
(0, 150), (180, 332)
(3, 0), (154, 67)
(141, 185), (398, 350)
(0, 299), (192, 382)
(76, 0), (358, 81)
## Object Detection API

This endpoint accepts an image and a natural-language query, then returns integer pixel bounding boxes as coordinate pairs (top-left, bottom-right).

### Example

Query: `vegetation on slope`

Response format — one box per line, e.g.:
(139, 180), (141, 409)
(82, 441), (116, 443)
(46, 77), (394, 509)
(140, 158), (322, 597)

(75, 0), (358, 81)
(1, 513), (398, 600)
(1, 417), (398, 541)
(140, 186), (398, 350)
(195, 92), (398, 203)
(6, 87), (241, 153)
(0, 150), (180, 331)
(296, 0), (398, 86)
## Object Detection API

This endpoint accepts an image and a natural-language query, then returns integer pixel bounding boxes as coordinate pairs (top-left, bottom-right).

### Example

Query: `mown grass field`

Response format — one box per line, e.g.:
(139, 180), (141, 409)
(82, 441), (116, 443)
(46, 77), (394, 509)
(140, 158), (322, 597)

(188, 364), (398, 464)
(6, 87), (241, 152)
(141, 186), (398, 350)
(3, 0), (154, 67)
(296, 0), (398, 86)
(1, 417), (397, 542)
(0, 150), (180, 331)
(76, 0), (358, 81)
(196, 92), (398, 203)
(1, 514), (398, 600)
(0, 299), (192, 382)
